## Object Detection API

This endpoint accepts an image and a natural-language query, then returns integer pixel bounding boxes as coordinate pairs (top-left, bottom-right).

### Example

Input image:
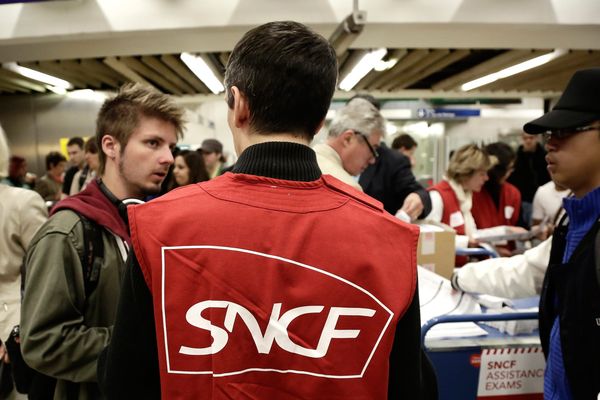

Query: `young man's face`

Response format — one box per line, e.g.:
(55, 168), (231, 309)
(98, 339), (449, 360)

(545, 124), (600, 198)
(521, 133), (538, 152)
(67, 144), (85, 167)
(116, 115), (177, 198)
(202, 151), (221, 169)
(49, 161), (66, 179)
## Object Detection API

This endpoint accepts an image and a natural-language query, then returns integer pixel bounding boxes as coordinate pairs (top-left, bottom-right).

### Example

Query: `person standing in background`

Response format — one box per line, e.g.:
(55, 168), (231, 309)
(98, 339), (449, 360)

(354, 95), (430, 221)
(531, 180), (570, 229)
(62, 137), (85, 195)
(69, 138), (100, 195)
(200, 138), (226, 178)
(21, 83), (183, 400)
(169, 149), (209, 190)
(1, 156), (34, 189)
(391, 133), (418, 169)
(471, 142), (521, 256)
(425, 144), (495, 264)
(0, 125), (47, 400)
(314, 98), (383, 191)
(508, 132), (550, 227)
(34, 151), (66, 202)
(523, 67), (600, 399)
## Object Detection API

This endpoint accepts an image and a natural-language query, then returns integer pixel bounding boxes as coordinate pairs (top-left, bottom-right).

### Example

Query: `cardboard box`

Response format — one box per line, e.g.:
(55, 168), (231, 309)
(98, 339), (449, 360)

(416, 223), (456, 280)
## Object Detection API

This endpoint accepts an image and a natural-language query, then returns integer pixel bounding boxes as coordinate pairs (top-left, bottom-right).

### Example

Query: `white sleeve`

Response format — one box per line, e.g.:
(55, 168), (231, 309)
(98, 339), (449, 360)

(424, 190), (443, 223)
(18, 191), (48, 249)
(531, 187), (544, 221)
(70, 170), (82, 196)
(454, 236), (552, 298)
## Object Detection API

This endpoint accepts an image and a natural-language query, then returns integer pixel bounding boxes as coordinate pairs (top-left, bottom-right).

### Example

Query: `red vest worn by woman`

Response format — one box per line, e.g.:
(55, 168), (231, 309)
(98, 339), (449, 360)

(471, 182), (521, 228)
(428, 180), (468, 266)
(129, 173), (419, 400)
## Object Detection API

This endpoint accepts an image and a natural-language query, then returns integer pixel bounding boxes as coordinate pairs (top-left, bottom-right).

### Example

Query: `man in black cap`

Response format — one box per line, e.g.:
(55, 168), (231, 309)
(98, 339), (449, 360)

(523, 67), (600, 399)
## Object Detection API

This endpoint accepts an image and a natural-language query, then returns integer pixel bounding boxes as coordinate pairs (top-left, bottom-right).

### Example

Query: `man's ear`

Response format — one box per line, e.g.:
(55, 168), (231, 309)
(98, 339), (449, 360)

(340, 130), (355, 148)
(230, 86), (250, 129)
(101, 135), (119, 160)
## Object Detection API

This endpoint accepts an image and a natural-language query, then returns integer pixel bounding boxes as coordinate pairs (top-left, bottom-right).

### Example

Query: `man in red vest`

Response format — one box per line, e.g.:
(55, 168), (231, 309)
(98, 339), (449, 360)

(98, 21), (433, 399)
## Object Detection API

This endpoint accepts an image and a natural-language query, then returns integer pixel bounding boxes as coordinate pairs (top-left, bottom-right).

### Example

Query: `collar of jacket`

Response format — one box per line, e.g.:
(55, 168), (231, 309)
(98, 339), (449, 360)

(232, 141), (321, 182)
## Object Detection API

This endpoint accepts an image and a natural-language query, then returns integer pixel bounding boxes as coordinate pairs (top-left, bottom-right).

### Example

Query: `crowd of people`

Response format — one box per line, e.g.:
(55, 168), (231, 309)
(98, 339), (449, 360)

(0, 19), (598, 400)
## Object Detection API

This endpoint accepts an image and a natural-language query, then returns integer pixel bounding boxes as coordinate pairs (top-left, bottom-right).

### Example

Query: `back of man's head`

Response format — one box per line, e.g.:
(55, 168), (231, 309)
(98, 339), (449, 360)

(95, 83), (185, 175)
(224, 21), (338, 140)
(391, 134), (417, 151)
(328, 98), (385, 139)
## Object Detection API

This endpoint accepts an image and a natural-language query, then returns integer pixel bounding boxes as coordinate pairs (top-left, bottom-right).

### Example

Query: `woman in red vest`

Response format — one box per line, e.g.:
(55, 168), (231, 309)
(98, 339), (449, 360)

(425, 144), (495, 265)
(472, 142), (522, 255)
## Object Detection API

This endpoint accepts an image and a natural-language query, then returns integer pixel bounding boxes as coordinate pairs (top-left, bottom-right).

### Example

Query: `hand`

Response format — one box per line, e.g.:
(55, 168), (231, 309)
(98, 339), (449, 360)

(399, 193), (424, 221)
(496, 247), (513, 257)
(468, 238), (480, 248)
(530, 223), (551, 241)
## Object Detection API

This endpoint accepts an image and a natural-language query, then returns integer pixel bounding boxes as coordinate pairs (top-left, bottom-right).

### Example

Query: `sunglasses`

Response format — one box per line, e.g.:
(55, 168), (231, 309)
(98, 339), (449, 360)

(353, 130), (379, 159)
(543, 124), (600, 141)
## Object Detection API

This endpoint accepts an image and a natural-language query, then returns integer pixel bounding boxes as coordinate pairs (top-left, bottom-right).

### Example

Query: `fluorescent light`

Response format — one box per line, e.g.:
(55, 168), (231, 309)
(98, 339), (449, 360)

(180, 52), (224, 94)
(46, 86), (67, 95)
(339, 48), (387, 91)
(461, 49), (567, 91)
(67, 89), (109, 101)
(2, 62), (73, 89)
(374, 58), (398, 72)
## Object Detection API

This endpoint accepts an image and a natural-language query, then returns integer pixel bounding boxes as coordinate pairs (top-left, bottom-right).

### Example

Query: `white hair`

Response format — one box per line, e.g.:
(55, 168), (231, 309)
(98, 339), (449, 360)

(0, 125), (9, 178)
(328, 98), (386, 139)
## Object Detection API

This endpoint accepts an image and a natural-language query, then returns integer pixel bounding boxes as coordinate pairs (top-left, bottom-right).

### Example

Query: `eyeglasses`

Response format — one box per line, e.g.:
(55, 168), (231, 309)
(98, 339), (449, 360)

(353, 130), (379, 159)
(543, 124), (600, 141)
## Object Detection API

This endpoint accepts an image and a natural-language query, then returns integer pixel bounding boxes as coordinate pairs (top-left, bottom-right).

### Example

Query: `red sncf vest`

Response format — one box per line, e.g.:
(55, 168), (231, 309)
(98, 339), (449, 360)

(428, 180), (468, 266)
(129, 173), (419, 400)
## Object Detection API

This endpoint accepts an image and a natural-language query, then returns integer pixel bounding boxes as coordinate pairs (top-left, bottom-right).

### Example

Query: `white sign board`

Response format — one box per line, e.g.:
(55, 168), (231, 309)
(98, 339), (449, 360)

(477, 347), (545, 399)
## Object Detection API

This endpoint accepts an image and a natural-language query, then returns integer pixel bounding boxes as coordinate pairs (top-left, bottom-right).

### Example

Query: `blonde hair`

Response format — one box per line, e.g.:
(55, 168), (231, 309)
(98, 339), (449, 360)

(95, 83), (185, 175)
(447, 144), (495, 183)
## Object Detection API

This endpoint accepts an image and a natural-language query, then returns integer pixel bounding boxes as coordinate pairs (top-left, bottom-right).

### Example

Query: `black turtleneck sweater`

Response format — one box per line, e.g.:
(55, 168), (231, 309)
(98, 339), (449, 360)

(98, 142), (434, 399)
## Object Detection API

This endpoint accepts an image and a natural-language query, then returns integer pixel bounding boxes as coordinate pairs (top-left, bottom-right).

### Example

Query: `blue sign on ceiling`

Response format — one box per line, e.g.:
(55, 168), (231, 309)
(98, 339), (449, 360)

(417, 108), (481, 119)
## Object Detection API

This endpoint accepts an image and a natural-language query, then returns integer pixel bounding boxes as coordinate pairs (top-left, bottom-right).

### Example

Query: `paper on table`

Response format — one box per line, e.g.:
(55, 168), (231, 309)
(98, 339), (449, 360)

(481, 306), (539, 335)
(418, 267), (488, 338)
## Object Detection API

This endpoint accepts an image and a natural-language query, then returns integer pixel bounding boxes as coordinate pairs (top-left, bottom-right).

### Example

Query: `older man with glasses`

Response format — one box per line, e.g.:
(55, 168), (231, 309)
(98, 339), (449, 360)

(523, 67), (600, 400)
(314, 98), (383, 192)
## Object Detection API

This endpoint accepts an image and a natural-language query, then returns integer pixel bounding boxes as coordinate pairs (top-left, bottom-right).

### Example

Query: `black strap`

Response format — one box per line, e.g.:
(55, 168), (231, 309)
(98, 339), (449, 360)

(77, 166), (89, 191)
(79, 216), (103, 298)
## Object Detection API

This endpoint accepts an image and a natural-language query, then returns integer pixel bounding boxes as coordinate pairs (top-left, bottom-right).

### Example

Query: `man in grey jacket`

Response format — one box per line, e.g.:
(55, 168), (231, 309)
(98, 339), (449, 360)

(20, 83), (183, 399)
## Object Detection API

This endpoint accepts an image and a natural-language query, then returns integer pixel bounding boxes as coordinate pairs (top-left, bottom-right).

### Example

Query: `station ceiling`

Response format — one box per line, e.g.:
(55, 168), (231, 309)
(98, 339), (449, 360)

(1, 47), (599, 98)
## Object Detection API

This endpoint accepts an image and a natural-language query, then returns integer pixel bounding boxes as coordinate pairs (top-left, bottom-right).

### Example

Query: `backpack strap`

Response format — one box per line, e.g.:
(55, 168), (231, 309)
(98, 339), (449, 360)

(79, 216), (104, 298)
(77, 166), (90, 192)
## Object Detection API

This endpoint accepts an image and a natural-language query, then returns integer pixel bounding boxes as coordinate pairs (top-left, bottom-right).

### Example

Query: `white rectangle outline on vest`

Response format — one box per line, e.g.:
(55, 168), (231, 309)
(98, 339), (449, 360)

(161, 245), (394, 378)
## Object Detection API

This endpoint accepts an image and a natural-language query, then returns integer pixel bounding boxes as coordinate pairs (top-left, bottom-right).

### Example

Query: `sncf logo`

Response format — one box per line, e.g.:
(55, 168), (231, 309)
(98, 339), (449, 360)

(180, 301), (375, 358)
(161, 246), (395, 378)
